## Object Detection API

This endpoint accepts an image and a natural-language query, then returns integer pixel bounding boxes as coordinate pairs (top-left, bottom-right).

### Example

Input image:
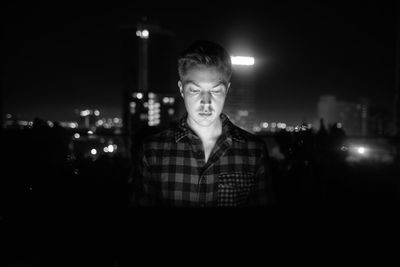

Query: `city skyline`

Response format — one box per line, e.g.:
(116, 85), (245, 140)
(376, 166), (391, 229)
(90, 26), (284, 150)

(3, 2), (398, 126)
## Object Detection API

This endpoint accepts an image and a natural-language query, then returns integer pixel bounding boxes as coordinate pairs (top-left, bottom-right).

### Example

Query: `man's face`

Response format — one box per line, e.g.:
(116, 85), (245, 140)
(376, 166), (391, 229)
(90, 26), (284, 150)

(178, 65), (230, 128)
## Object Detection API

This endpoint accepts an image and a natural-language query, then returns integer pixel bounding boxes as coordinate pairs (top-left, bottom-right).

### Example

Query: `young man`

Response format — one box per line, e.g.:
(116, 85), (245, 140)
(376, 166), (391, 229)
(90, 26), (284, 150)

(133, 40), (273, 207)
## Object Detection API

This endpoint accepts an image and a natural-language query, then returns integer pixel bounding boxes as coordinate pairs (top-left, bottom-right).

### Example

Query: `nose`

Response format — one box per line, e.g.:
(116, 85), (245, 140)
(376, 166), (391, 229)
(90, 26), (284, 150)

(200, 91), (212, 104)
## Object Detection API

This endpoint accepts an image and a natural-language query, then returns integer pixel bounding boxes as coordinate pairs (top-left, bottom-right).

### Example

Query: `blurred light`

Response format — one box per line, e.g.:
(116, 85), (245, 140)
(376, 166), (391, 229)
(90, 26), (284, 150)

(271, 122), (277, 128)
(113, 144), (117, 150)
(80, 110), (90, 117)
(70, 123), (78, 129)
(231, 56), (255, 66)
(113, 118), (120, 124)
(47, 121), (54, 127)
(357, 147), (366, 154)
(94, 110), (100, 116)
(262, 122), (268, 128)
(141, 30), (149, 38)
(337, 122), (342, 128)
(286, 126), (294, 132)
(253, 126), (261, 132)
(277, 123), (286, 129)
(103, 147), (109, 153)
(88, 130), (94, 135)
(168, 108), (175, 115)
(136, 30), (142, 37)
(6, 114), (12, 119)
(169, 97), (175, 104)
(238, 110), (249, 116)
(341, 146), (348, 151)
(90, 149), (97, 155)
(148, 92), (155, 99)
(108, 144), (114, 153)
(74, 133), (80, 139)
(136, 93), (143, 99)
(163, 97), (169, 104)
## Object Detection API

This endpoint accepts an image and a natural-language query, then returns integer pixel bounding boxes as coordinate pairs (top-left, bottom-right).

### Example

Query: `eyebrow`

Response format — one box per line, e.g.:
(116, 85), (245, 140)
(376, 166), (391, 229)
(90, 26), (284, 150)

(184, 80), (227, 88)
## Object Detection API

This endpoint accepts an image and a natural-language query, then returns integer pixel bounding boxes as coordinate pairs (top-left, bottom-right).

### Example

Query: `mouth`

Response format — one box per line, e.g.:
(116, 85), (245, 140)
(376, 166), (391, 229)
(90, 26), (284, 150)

(198, 112), (212, 117)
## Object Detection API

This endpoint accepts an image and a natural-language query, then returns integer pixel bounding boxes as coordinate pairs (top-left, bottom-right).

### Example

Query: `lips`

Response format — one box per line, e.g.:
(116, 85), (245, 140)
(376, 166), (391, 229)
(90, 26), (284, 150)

(199, 112), (212, 116)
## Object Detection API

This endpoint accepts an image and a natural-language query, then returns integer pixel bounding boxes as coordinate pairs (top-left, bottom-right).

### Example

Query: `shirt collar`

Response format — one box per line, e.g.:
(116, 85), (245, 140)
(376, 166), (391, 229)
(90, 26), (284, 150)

(174, 112), (246, 143)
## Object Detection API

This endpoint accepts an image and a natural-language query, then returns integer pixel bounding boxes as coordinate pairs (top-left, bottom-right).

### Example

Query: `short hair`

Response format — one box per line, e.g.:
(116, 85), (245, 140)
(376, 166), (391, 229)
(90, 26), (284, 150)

(178, 40), (232, 83)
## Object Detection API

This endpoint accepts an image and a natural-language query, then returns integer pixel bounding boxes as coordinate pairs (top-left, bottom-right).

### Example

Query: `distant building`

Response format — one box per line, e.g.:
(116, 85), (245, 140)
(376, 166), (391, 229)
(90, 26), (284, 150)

(317, 95), (390, 136)
(129, 91), (180, 133)
(76, 109), (100, 130)
(224, 65), (257, 132)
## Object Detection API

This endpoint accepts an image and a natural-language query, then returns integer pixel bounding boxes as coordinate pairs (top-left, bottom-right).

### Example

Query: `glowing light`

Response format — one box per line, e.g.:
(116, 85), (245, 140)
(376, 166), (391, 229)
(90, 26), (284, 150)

(88, 130), (94, 135)
(90, 149), (97, 155)
(6, 114), (12, 119)
(136, 30), (142, 37)
(136, 93), (143, 100)
(262, 122), (268, 128)
(277, 123), (286, 129)
(141, 30), (149, 38)
(47, 121), (54, 127)
(168, 108), (175, 115)
(113, 118), (120, 124)
(80, 110), (90, 117)
(103, 147), (109, 153)
(74, 133), (80, 139)
(169, 97), (175, 104)
(357, 147), (366, 154)
(94, 110), (100, 116)
(231, 56), (255, 66)
(271, 122), (277, 128)
(107, 144), (114, 153)
(163, 97), (169, 104)
(337, 122), (342, 128)
(148, 92), (155, 99)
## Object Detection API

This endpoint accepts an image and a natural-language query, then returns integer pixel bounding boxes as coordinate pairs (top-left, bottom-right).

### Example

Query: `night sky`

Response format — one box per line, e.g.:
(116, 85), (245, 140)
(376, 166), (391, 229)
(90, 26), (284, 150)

(3, 1), (398, 125)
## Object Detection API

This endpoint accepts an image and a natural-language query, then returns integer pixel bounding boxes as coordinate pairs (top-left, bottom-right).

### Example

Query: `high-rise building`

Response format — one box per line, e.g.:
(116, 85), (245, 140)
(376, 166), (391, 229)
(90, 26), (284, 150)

(224, 66), (257, 132)
(129, 91), (179, 132)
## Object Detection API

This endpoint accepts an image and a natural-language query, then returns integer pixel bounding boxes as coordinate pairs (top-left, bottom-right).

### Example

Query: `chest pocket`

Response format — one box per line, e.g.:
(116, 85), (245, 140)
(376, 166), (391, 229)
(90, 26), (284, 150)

(217, 172), (255, 207)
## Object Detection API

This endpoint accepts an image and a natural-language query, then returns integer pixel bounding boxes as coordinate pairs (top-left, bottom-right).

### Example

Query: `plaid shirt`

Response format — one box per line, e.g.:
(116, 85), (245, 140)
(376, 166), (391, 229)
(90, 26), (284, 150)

(133, 112), (273, 207)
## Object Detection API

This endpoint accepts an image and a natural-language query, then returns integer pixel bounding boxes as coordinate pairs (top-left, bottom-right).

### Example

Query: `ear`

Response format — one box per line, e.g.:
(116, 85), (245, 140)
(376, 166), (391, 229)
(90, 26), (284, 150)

(178, 81), (184, 98)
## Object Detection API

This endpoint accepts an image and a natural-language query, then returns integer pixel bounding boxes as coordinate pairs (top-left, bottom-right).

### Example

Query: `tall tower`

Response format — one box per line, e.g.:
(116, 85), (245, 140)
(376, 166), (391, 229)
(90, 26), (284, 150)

(121, 18), (177, 158)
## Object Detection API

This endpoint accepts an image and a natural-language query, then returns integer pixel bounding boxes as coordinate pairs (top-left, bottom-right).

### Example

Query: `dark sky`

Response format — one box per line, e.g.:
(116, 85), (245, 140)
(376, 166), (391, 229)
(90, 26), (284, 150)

(2, 1), (399, 125)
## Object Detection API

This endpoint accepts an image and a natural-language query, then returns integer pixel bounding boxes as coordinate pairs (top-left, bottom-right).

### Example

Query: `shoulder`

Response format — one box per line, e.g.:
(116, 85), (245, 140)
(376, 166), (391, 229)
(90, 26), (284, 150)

(232, 124), (266, 148)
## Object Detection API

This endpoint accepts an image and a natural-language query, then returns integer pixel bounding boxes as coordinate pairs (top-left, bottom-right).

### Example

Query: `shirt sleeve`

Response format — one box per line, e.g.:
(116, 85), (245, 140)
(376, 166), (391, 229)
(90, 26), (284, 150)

(247, 143), (275, 207)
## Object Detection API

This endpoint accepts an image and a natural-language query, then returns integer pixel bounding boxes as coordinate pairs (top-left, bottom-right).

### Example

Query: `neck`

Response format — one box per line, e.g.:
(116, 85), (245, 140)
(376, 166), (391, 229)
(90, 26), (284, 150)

(187, 116), (222, 140)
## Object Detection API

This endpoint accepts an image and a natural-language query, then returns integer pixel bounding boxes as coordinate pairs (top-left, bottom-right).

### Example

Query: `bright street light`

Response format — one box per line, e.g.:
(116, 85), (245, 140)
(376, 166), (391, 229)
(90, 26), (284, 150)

(231, 56), (255, 66)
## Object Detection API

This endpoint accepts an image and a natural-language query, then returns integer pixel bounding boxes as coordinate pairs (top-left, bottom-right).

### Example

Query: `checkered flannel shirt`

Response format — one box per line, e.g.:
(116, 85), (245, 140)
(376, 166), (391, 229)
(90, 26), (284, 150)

(133, 112), (273, 207)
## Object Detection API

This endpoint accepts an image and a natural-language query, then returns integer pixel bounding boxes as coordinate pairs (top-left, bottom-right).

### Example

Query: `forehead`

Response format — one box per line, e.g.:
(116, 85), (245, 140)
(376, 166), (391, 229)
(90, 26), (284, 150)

(181, 65), (228, 86)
